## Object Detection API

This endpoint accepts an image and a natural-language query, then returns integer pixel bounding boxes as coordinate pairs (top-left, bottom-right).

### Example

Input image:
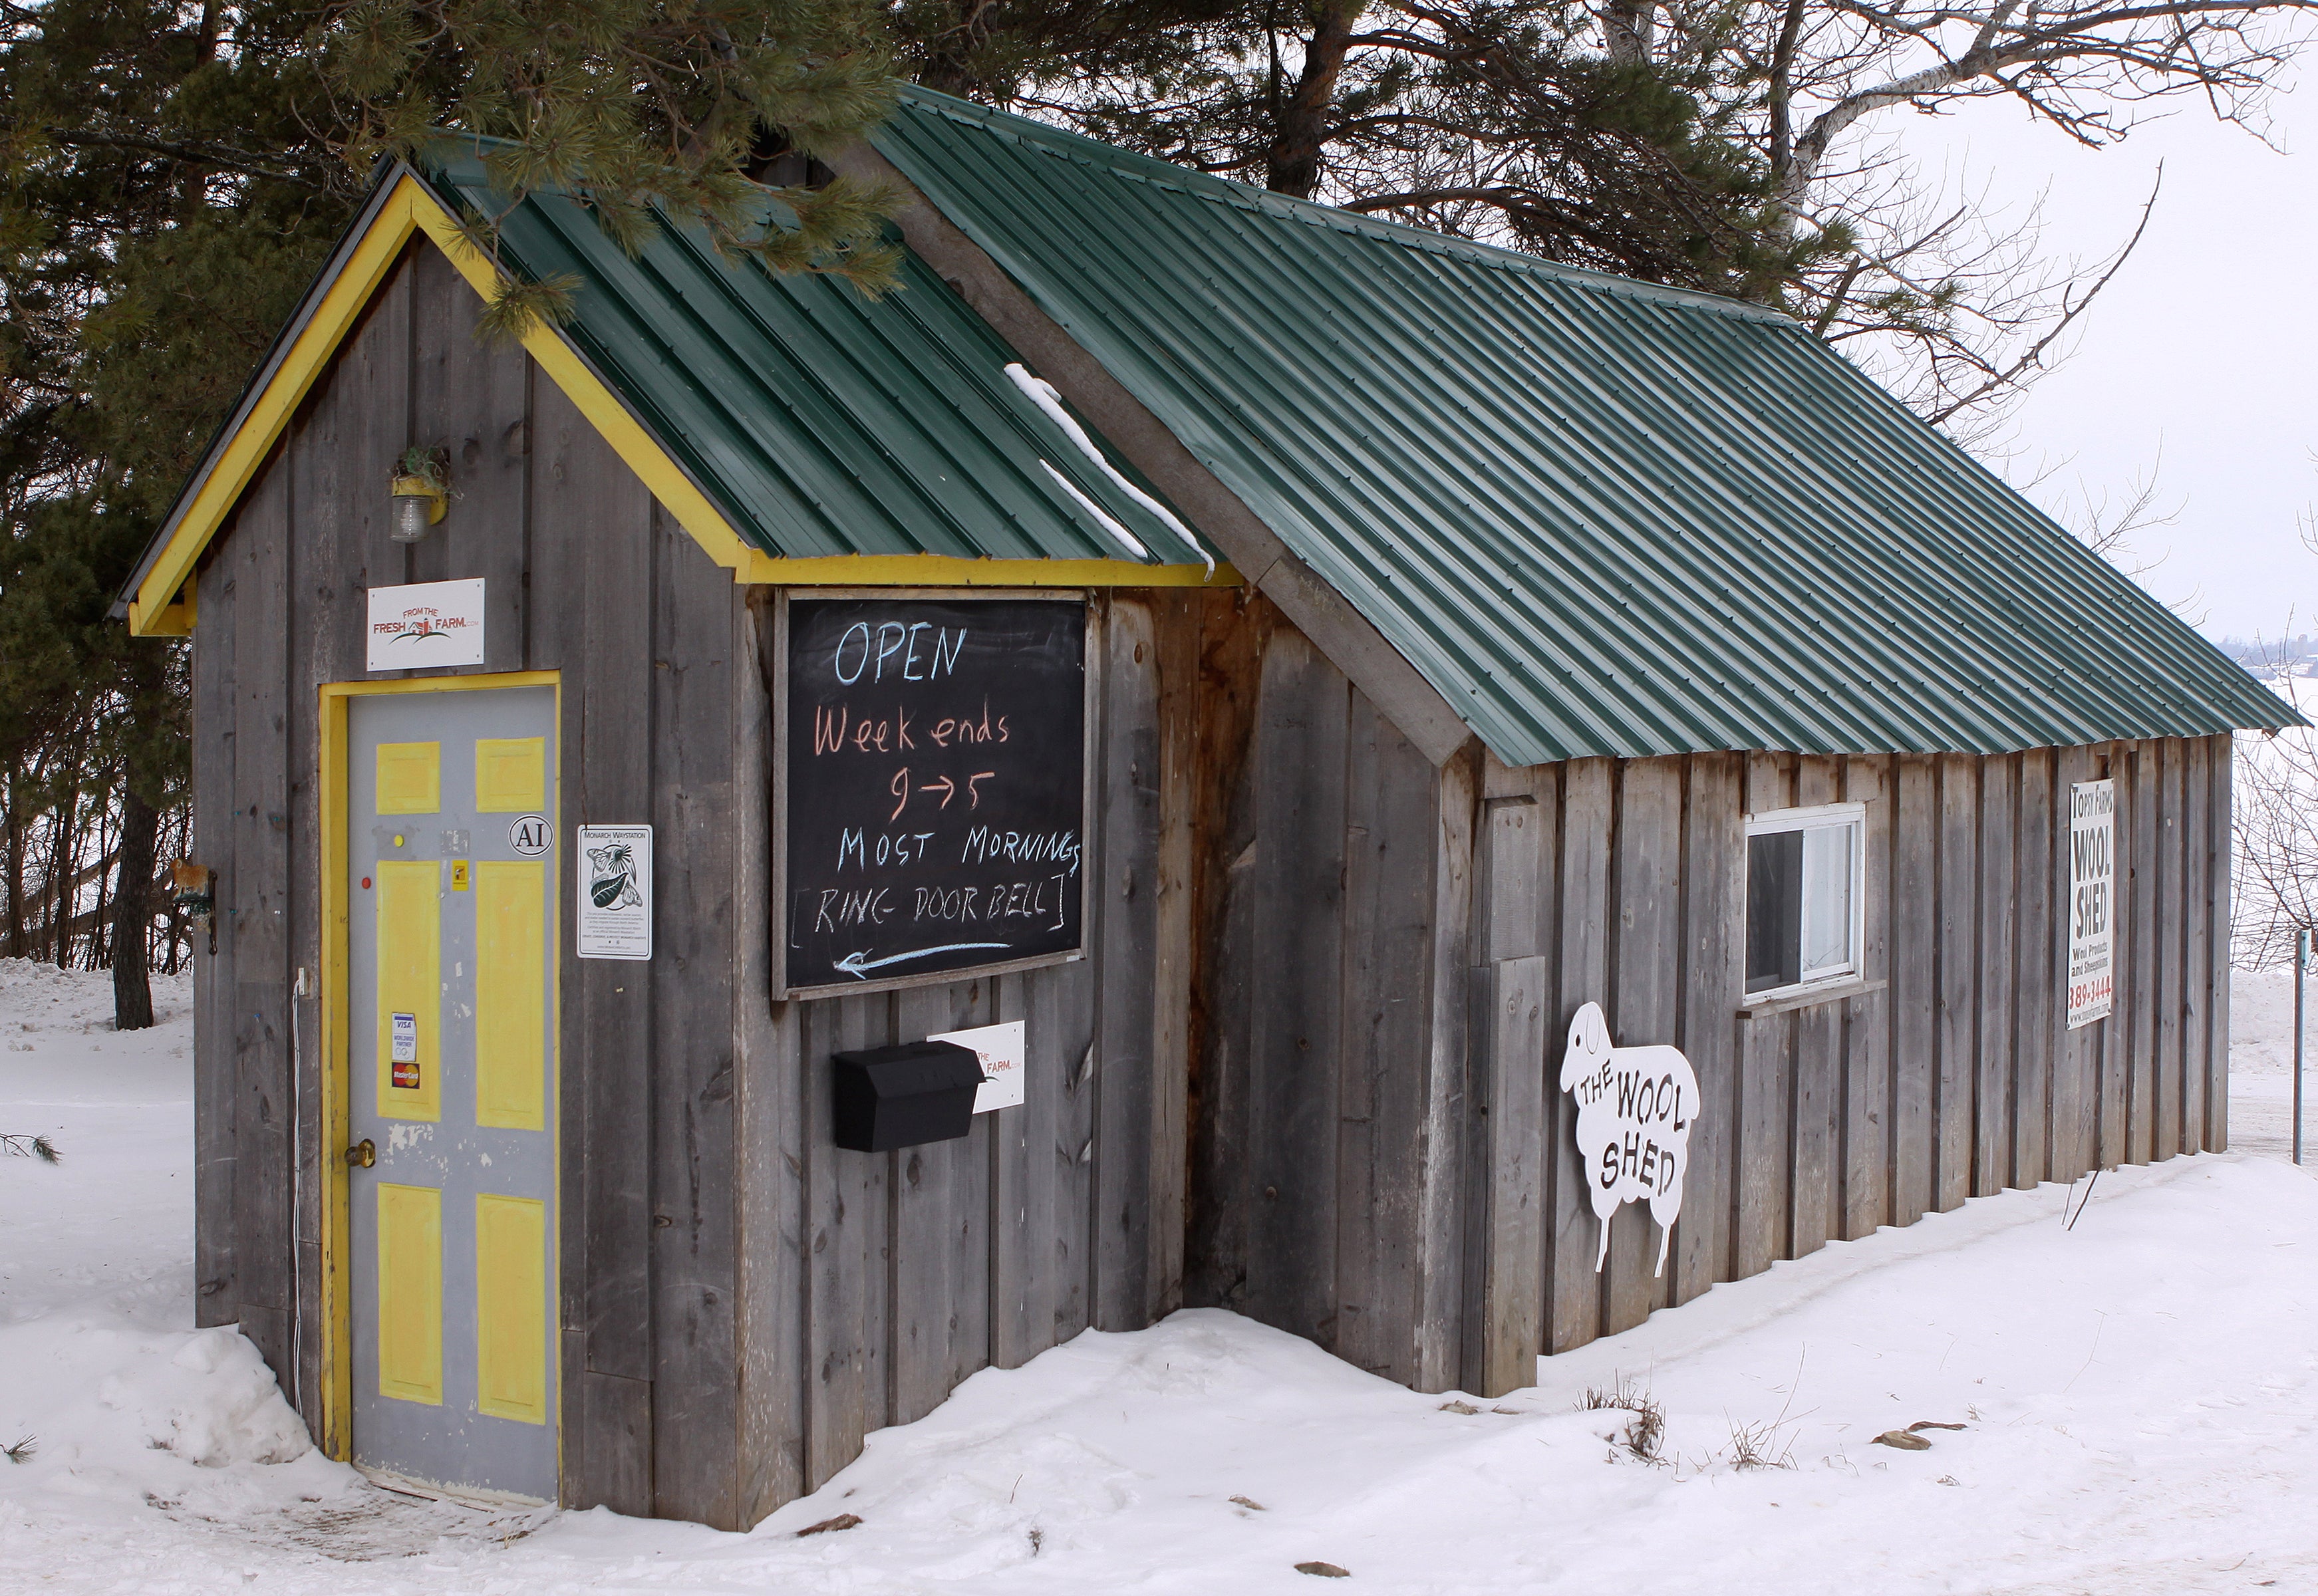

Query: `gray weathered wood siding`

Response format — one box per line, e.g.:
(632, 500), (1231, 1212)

(189, 239), (1193, 1529)
(1185, 591), (1475, 1393)
(736, 587), (1197, 1524)
(1187, 604), (2235, 1397)
(185, 235), (2239, 1524)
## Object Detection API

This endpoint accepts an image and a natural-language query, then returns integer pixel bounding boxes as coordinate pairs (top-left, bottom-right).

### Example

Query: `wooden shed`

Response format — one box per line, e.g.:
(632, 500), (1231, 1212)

(120, 89), (2290, 1526)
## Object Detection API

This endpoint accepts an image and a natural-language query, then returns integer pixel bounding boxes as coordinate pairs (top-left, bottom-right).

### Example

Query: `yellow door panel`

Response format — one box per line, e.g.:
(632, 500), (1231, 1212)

(376, 741), (442, 815)
(474, 737), (546, 813)
(474, 861), (545, 1130)
(377, 1183), (444, 1406)
(375, 860), (441, 1123)
(474, 1194), (549, 1424)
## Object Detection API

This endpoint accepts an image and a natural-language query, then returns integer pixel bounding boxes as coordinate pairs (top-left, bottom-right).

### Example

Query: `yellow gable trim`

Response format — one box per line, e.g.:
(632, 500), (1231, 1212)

(135, 581), (196, 638)
(134, 176), (421, 635)
(400, 190), (778, 588)
(129, 174), (1240, 635)
(130, 174), (768, 635)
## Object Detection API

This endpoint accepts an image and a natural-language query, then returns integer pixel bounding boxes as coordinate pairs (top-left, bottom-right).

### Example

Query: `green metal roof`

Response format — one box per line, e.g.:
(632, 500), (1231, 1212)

(874, 88), (2289, 763)
(418, 152), (1214, 570)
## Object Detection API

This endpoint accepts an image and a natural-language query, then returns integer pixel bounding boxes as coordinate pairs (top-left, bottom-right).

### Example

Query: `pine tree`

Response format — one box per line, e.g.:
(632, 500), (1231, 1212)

(1, 0), (904, 1025)
(317, 0), (904, 333)
(886, 1), (1822, 295)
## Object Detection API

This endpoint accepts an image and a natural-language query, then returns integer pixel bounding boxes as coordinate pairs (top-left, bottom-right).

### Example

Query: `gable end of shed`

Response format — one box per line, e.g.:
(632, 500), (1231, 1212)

(127, 172), (780, 635)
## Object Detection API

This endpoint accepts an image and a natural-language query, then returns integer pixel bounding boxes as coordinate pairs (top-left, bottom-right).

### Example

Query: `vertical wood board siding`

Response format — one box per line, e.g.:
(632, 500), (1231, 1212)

(188, 243), (2240, 1520)
(190, 243), (1197, 1530)
(1186, 599), (2236, 1398)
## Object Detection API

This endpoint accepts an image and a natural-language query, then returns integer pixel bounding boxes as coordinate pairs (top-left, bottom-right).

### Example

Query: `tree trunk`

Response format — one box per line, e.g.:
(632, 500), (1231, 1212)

(87, 793), (116, 970)
(47, 786), (78, 967)
(915, 0), (1000, 99)
(1604, 0), (1658, 64)
(112, 785), (158, 1031)
(1264, 4), (1363, 200)
(3, 764), (21, 958)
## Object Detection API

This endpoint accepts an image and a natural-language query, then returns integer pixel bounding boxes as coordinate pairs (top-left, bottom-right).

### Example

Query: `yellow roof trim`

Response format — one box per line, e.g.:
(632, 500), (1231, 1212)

(132, 176), (428, 634)
(128, 172), (1239, 635)
(401, 188), (777, 589)
(128, 174), (750, 635)
(743, 554), (1239, 587)
(134, 581), (196, 638)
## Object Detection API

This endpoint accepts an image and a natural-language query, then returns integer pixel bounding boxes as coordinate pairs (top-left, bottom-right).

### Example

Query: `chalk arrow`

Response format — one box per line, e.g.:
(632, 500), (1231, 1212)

(834, 942), (1009, 980)
(920, 775), (956, 808)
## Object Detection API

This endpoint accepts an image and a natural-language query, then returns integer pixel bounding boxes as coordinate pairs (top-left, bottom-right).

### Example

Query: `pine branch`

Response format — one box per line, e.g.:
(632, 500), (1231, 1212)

(41, 130), (325, 189)
(0, 1133), (59, 1163)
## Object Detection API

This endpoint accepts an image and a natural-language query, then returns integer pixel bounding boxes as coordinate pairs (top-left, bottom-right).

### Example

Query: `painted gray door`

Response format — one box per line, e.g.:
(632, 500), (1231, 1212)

(347, 685), (558, 1502)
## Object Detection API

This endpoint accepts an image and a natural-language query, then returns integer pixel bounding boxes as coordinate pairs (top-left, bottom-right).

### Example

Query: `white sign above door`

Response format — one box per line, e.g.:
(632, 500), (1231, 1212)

(367, 578), (486, 671)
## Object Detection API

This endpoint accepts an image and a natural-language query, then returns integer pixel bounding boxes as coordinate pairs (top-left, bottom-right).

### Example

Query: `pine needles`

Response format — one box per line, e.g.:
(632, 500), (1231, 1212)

(1, 1134), (59, 1164)
(315, 0), (907, 339)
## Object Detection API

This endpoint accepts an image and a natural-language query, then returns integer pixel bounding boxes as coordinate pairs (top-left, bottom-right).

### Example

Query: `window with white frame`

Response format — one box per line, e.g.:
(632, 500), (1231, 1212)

(1745, 803), (1866, 998)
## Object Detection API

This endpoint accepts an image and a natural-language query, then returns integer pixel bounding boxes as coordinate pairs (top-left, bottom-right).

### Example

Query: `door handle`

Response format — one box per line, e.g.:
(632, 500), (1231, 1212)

(345, 1139), (376, 1169)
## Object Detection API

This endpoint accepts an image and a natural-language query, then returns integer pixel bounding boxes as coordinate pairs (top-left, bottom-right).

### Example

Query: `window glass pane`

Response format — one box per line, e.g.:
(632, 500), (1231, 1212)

(1799, 823), (1854, 975)
(1745, 830), (1803, 994)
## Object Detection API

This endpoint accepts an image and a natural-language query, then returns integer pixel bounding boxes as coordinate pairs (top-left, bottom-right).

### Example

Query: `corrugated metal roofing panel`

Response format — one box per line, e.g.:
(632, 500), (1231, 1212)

(420, 152), (1212, 571)
(874, 89), (2290, 763)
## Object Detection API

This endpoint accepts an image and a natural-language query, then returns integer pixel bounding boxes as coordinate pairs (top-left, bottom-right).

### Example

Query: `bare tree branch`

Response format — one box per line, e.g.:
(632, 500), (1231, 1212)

(1923, 164), (2161, 424)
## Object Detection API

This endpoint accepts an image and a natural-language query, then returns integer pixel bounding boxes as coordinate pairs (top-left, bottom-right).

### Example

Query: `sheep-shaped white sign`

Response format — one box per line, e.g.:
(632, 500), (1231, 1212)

(1559, 1001), (1700, 1277)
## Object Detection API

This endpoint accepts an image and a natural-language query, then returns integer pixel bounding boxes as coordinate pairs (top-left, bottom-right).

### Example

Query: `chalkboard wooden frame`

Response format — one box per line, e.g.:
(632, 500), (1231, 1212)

(770, 589), (1097, 1000)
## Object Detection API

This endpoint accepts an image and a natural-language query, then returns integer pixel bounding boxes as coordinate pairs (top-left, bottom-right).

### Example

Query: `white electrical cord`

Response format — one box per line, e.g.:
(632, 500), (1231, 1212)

(289, 967), (305, 1407)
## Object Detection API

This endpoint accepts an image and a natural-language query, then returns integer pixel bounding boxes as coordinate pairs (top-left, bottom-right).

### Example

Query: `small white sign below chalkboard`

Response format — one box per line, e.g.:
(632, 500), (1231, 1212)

(931, 1020), (1028, 1113)
(577, 824), (652, 960)
(367, 578), (486, 671)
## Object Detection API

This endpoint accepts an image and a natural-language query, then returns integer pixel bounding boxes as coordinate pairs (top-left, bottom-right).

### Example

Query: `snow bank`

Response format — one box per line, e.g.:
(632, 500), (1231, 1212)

(0, 958), (196, 1331)
(715, 1157), (2318, 1596)
(2, 1315), (311, 1475)
(0, 959), (358, 1587)
(6, 958), (2318, 1593)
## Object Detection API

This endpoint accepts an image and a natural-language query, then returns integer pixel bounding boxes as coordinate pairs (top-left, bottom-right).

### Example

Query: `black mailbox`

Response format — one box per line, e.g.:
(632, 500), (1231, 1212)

(831, 1039), (986, 1152)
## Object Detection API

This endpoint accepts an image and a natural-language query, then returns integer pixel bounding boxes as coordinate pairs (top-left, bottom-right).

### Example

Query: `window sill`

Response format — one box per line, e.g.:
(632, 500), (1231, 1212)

(1739, 977), (1888, 1019)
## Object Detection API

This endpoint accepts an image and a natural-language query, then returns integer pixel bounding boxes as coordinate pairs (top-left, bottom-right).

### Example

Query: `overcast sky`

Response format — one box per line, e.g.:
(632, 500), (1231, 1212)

(1890, 76), (2317, 644)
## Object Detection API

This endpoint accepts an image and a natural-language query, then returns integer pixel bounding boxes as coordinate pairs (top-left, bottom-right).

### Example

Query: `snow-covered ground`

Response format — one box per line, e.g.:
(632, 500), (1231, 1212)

(5, 956), (2317, 1594)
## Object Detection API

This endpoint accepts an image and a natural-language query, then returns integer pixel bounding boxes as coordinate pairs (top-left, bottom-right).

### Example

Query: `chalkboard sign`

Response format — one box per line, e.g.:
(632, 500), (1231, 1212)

(784, 598), (1086, 992)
